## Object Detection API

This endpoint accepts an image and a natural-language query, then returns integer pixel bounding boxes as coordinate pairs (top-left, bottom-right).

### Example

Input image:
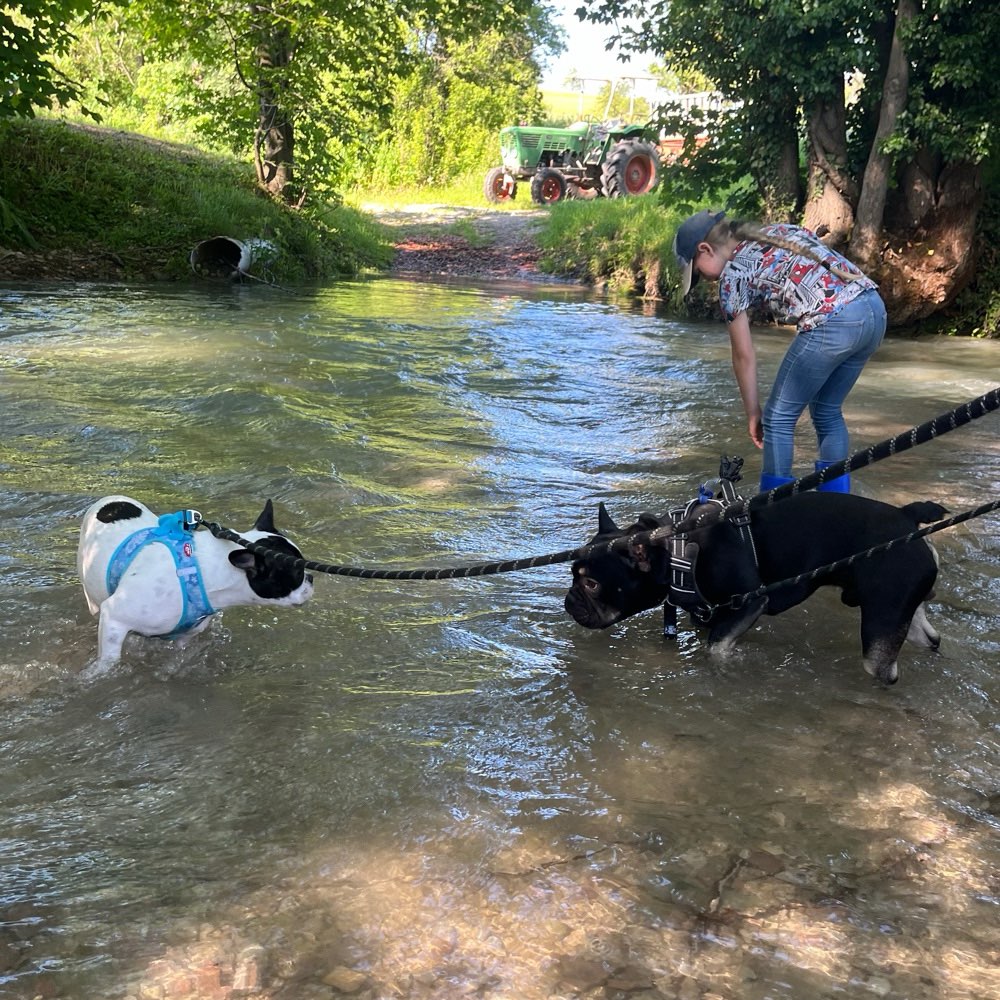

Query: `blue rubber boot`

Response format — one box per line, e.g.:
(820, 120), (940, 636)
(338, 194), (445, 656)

(759, 472), (796, 493)
(815, 460), (851, 493)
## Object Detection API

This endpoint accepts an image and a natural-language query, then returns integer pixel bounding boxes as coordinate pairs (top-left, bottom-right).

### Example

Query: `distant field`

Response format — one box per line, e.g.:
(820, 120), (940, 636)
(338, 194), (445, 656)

(541, 89), (606, 124)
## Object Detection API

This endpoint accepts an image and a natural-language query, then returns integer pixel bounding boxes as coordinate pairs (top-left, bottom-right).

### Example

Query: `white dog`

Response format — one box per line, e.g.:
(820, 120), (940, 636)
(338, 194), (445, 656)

(77, 495), (314, 672)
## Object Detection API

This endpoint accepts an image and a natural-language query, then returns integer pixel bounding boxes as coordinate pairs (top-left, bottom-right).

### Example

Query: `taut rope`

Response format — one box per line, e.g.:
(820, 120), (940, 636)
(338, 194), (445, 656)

(201, 520), (673, 581)
(201, 387), (1000, 581)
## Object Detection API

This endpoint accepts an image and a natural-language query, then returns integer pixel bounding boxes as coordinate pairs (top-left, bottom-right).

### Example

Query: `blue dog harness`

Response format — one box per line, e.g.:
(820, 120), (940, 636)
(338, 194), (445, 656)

(105, 509), (215, 636)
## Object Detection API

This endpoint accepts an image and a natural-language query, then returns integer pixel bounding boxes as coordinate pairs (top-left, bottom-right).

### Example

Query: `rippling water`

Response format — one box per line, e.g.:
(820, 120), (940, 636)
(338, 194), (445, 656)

(1, 278), (999, 1000)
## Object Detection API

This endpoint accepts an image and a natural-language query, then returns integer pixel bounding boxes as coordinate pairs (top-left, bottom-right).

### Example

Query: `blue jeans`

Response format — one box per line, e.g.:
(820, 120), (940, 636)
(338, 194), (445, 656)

(762, 288), (886, 477)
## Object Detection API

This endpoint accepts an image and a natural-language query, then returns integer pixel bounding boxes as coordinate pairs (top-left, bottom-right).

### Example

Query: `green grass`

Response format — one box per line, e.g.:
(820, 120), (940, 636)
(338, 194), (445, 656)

(349, 170), (525, 211)
(0, 114), (712, 301)
(0, 118), (392, 282)
(536, 196), (687, 299)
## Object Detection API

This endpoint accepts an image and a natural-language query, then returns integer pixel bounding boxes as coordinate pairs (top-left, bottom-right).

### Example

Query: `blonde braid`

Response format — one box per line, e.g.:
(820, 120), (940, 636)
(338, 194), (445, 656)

(727, 220), (860, 282)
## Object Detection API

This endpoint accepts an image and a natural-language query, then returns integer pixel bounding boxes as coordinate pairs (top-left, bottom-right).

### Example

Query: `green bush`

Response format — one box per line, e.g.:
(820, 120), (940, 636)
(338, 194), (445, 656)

(537, 197), (684, 299)
(346, 31), (544, 195)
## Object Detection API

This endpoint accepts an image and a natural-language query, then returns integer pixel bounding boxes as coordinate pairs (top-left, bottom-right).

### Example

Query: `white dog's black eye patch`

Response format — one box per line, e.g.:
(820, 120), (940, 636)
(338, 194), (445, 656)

(237, 536), (308, 599)
(96, 500), (144, 523)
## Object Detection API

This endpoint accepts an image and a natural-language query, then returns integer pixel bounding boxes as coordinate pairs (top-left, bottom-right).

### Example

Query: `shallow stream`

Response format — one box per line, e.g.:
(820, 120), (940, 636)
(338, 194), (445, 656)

(1, 277), (998, 999)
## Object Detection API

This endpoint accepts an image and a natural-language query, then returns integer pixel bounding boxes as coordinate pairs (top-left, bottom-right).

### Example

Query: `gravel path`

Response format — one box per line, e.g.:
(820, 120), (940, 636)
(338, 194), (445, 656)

(370, 203), (571, 283)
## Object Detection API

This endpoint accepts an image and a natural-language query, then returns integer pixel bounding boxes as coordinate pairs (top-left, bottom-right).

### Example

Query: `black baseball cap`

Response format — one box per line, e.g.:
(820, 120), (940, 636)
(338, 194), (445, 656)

(673, 209), (726, 295)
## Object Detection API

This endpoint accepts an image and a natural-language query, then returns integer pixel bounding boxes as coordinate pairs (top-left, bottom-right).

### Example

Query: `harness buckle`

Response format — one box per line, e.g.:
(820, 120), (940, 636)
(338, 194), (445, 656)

(183, 509), (203, 530)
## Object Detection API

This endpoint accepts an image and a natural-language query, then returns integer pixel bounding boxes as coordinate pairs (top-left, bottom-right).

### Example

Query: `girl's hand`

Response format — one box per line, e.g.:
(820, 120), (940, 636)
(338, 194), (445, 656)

(748, 412), (764, 449)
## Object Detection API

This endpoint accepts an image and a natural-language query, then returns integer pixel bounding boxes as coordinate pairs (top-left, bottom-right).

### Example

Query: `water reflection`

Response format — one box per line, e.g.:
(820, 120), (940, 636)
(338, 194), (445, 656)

(0, 278), (998, 999)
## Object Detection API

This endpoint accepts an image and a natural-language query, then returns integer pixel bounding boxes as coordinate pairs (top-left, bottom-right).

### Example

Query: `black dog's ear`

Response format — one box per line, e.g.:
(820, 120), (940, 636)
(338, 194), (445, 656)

(597, 502), (619, 535)
(253, 499), (277, 534)
(627, 513), (672, 583)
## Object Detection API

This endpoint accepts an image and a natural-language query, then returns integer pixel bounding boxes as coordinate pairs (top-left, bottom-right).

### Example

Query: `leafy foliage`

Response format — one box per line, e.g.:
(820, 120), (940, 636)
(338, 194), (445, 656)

(50, 19), (242, 150)
(105, 0), (551, 199)
(0, 0), (99, 117)
(579, 0), (1000, 212)
(348, 30), (545, 190)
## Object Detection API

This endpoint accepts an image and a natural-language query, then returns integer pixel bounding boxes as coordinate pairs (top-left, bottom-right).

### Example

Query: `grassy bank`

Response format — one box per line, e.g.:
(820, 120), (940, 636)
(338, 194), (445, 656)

(536, 197), (687, 301)
(0, 119), (391, 282)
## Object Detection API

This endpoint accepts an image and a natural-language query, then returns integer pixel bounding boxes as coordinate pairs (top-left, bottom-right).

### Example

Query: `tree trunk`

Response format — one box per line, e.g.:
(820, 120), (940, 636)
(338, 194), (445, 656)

(763, 135), (802, 222)
(255, 102), (295, 200)
(852, 0), (917, 269)
(254, 19), (295, 201)
(897, 147), (942, 228)
(802, 90), (856, 244)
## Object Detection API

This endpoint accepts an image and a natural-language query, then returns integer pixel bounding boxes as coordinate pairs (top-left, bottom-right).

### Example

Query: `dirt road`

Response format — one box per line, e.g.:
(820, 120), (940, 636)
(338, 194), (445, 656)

(372, 204), (564, 283)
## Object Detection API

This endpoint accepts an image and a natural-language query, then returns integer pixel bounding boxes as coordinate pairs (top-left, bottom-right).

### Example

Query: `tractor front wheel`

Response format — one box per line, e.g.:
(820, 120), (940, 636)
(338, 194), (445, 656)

(530, 168), (568, 205)
(484, 167), (516, 203)
(601, 140), (662, 198)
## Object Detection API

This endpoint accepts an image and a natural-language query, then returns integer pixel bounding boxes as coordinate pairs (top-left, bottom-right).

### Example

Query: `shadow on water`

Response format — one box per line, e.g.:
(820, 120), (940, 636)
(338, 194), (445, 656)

(0, 277), (999, 999)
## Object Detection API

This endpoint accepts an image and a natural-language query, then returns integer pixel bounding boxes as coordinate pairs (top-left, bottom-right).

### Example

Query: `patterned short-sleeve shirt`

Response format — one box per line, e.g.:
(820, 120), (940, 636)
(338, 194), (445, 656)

(718, 224), (877, 333)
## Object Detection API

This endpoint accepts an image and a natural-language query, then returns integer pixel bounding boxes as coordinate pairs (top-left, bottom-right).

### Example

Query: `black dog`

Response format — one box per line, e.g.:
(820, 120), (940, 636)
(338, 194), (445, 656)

(564, 492), (947, 684)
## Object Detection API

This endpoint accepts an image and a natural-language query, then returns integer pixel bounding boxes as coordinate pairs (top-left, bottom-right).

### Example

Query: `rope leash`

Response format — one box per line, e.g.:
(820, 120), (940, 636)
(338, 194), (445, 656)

(203, 496), (1000, 601)
(201, 521), (674, 581)
(200, 385), (1000, 581)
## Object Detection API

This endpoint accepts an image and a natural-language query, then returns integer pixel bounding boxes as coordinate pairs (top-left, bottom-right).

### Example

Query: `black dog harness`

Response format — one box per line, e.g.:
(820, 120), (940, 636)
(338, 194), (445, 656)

(666, 476), (758, 624)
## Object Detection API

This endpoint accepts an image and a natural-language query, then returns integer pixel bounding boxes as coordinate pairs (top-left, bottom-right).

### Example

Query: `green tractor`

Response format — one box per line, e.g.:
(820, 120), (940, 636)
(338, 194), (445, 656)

(483, 119), (662, 206)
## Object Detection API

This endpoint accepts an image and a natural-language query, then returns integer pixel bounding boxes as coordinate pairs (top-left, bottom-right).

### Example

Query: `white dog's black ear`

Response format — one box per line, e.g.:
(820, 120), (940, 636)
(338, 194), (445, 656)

(598, 502), (619, 535)
(253, 499), (277, 534)
(229, 549), (258, 575)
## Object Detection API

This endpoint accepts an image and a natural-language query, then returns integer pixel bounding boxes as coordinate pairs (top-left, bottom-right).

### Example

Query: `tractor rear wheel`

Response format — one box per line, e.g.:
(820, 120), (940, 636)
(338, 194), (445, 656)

(530, 168), (568, 205)
(484, 166), (516, 203)
(601, 140), (661, 198)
